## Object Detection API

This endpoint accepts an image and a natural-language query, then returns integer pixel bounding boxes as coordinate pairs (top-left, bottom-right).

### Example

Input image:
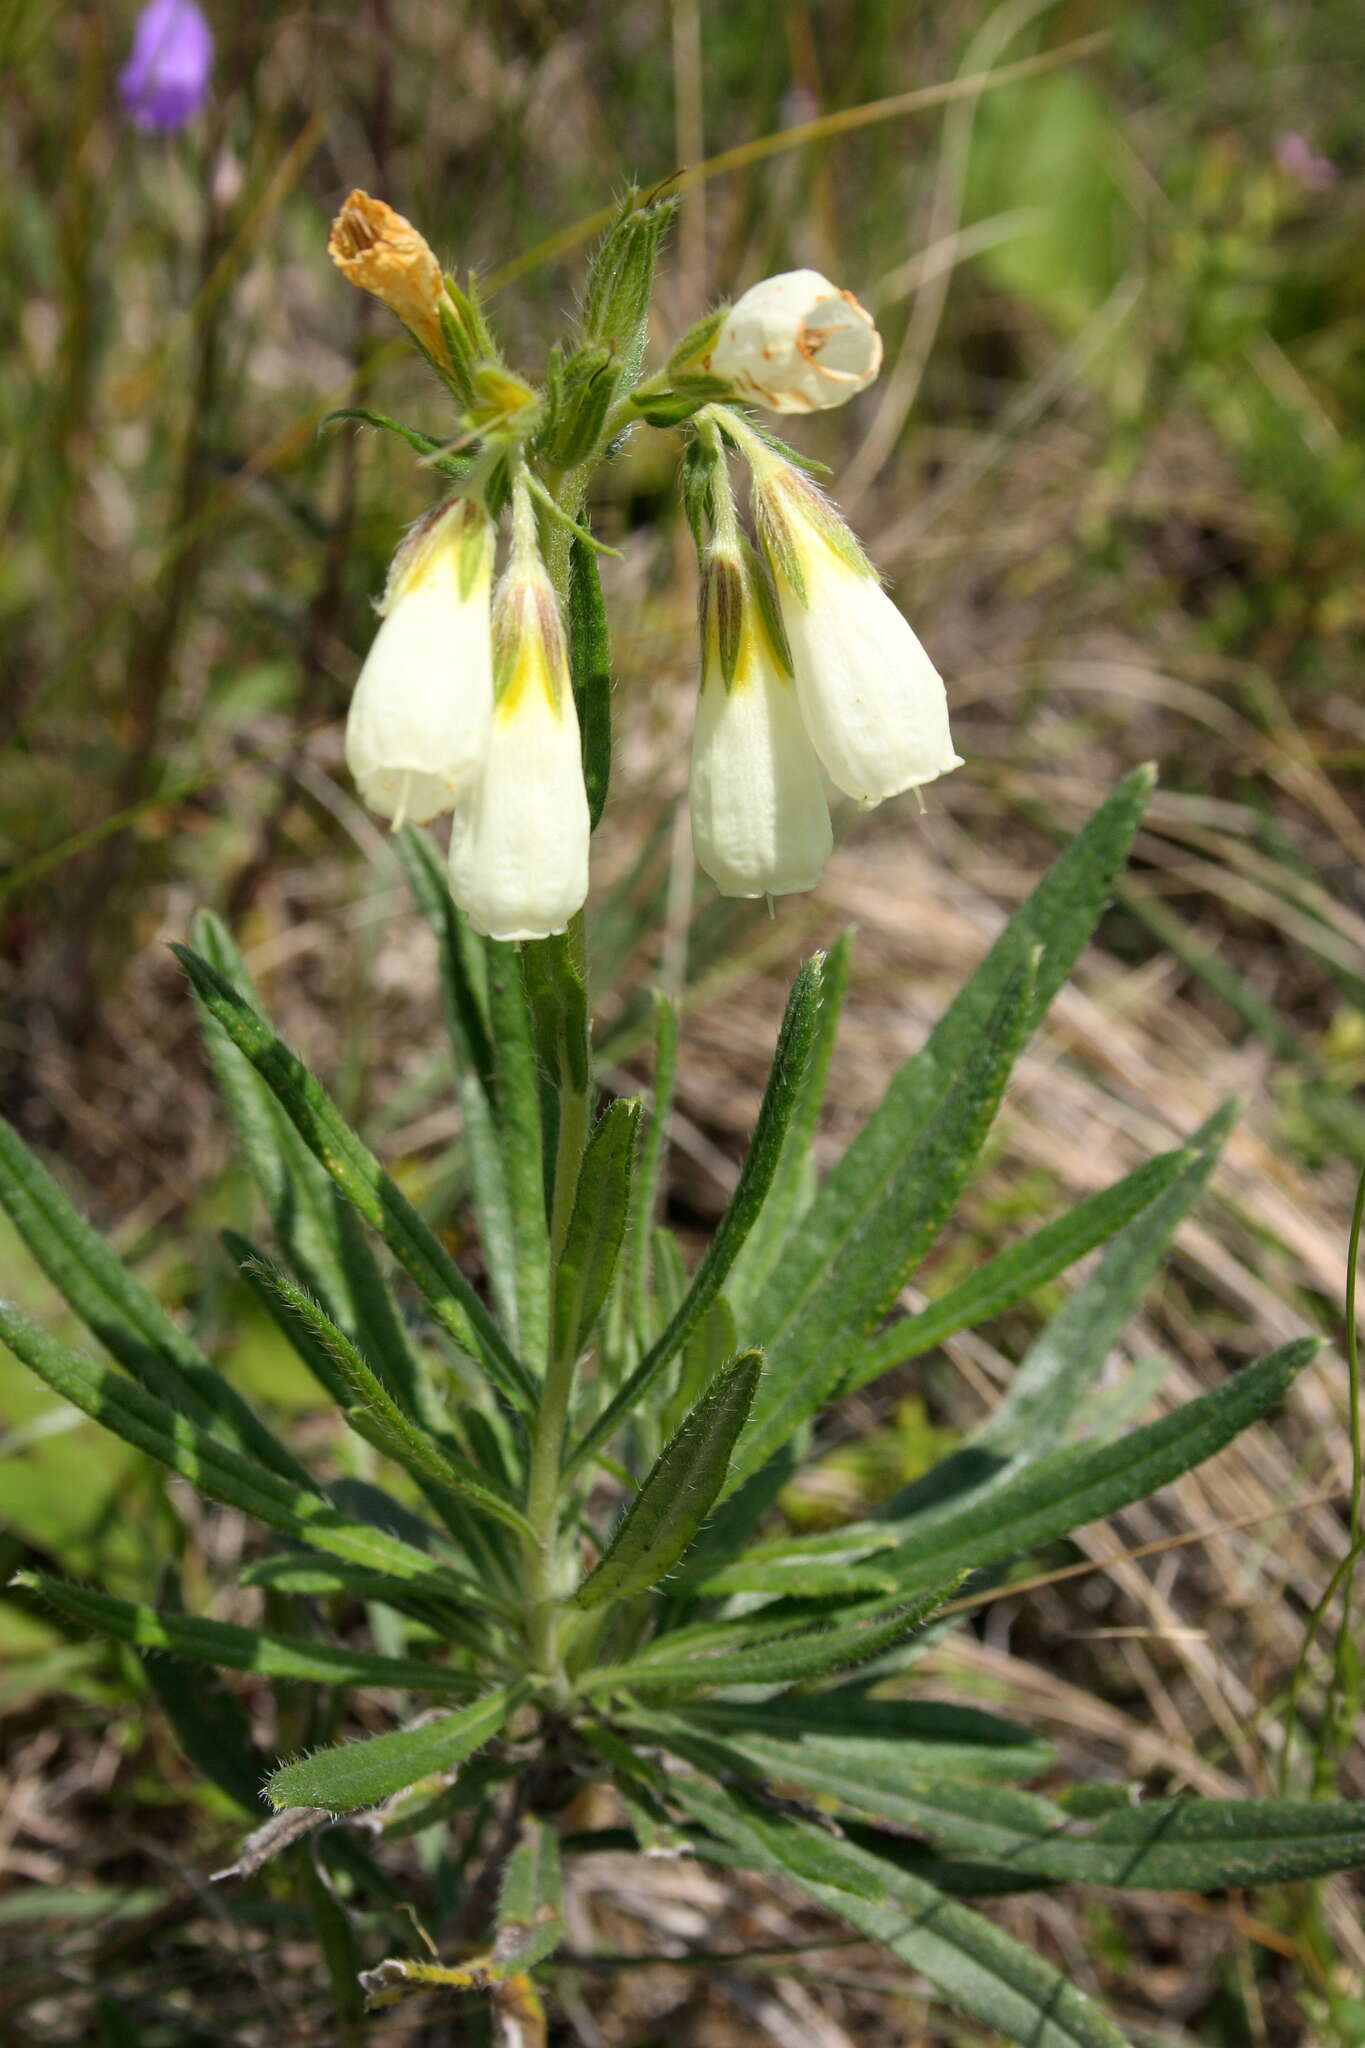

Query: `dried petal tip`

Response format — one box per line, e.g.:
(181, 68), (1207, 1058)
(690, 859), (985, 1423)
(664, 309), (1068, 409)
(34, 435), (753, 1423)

(328, 191), (447, 361)
(707, 269), (882, 414)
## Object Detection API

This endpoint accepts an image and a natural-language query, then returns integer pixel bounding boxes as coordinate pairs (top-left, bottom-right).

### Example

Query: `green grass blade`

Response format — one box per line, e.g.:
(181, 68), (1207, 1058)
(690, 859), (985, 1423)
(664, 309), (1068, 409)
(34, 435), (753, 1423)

(569, 952), (827, 1476)
(171, 943), (534, 1412)
(845, 1141), (1196, 1392)
(573, 1350), (761, 1609)
(266, 1686), (519, 1812)
(730, 951), (1037, 1493)
(0, 1113), (309, 1487)
(665, 1769), (1130, 2048)
(14, 1573), (482, 1695)
(554, 1099), (641, 1366)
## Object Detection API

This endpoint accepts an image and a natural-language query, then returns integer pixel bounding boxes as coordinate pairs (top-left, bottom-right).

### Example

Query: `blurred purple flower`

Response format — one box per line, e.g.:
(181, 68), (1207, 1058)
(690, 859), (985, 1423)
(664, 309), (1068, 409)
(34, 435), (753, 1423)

(119, 0), (214, 133)
(1274, 132), (1337, 194)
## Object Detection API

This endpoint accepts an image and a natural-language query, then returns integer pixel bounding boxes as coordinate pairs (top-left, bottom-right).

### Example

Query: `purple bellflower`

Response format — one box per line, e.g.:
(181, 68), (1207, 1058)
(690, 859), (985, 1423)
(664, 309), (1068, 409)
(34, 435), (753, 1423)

(119, 0), (214, 133)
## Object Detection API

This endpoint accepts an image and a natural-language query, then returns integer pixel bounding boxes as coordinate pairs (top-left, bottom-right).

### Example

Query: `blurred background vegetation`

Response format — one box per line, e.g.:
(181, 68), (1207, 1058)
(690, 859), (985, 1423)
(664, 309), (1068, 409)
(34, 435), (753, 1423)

(2, 1), (1364, 2041)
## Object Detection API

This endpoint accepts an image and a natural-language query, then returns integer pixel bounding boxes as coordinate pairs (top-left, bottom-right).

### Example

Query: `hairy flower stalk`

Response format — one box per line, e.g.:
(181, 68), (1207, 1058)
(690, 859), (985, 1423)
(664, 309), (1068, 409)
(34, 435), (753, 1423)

(726, 412), (963, 804)
(447, 479), (591, 942)
(344, 498), (494, 827)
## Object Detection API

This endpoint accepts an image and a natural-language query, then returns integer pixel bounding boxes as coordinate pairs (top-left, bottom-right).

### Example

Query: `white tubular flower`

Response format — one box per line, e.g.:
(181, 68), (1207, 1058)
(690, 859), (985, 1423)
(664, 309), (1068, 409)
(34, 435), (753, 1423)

(707, 269), (882, 414)
(750, 449), (962, 804)
(345, 499), (493, 826)
(447, 511), (590, 942)
(689, 548), (832, 898)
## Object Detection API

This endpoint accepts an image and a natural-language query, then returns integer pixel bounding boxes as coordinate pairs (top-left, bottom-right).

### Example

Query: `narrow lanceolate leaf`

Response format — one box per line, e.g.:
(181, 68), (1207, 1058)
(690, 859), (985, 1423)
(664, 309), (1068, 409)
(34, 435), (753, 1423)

(881, 1340), (1317, 1587)
(618, 993), (680, 1365)
(978, 1100), (1238, 1457)
(569, 533), (613, 829)
(749, 769), (1154, 1370)
(663, 1717), (1365, 1891)
(171, 945), (534, 1411)
(585, 1576), (961, 1698)
(243, 1258), (531, 1538)
(193, 911), (438, 1438)
(724, 927), (852, 1321)
(0, 1114), (309, 1488)
(395, 832), (520, 1340)
(494, 1819), (564, 1976)
(0, 1302), (467, 1591)
(266, 1686), (519, 1812)
(667, 1771), (1130, 2048)
(14, 1574), (481, 1696)
(483, 935), (553, 1365)
(685, 1696), (1055, 1780)
(574, 1350), (762, 1609)
(570, 953), (827, 1476)
(554, 1101), (641, 1365)
(845, 1141), (1196, 1392)
(730, 952), (1037, 1494)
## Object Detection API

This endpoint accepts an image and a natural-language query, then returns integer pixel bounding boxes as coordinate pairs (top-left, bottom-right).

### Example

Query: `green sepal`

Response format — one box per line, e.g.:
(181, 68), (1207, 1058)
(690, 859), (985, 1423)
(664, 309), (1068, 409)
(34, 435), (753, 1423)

(319, 408), (473, 479)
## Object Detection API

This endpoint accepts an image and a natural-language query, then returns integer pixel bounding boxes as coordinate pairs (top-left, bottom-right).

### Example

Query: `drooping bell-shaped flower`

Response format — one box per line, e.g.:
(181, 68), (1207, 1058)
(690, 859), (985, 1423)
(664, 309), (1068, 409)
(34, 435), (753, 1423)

(748, 443), (962, 804)
(707, 270), (883, 414)
(345, 498), (494, 827)
(447, 501), (590, 942)
(119, 0), (214, 133)
(689, 546), (832, 898)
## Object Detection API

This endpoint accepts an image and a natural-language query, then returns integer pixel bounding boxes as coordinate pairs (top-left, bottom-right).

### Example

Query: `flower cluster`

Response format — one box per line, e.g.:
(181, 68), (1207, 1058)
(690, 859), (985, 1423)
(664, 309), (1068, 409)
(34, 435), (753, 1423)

(331, 195), (960, 935)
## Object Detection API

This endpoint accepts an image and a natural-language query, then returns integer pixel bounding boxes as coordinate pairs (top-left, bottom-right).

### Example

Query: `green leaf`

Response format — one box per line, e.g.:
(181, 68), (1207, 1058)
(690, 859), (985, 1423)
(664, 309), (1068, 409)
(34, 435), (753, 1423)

(484, 936), (553, 1366)
(14, 1573), (482, 1695)
(554, 1100), (641, 1366)
(845, 1140), (1197, 1393)
(684, 1695), (1055, 1779)
(521, 929), (591, 1097)
(751, 769), (1153, 1363)
(193, 912), (437, 1434)
(881, 1339), (1317, 1586)
(570, 952), (827, 1475)
(618, 993), (680, 1365)
(574, 1350), (762, 1609)
(666, 1715), (1365, 1889)
(569, 534), (613, 830)
(494, 1818), (564, 1975)
(725, 928), (852, 1321)
(980, 1101), (1237, 1456)
(0, 1301), (468, 1591)
(585, 1575), (960, 1698)
(667, 1770), (1130, 2048)
(241, 1256), (531, 1539)
(266, 1686), (519, 1812)
(731, 950), (1038, 1493)
(0, 1113), (309, 1487)
(171, 944), (534, 1412)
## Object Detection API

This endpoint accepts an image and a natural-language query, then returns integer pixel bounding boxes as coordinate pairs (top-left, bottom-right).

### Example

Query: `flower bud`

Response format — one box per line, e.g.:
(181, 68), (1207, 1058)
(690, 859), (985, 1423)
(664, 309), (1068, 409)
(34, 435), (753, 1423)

(119, 0), (214, 132)
(753, 460), (961, 803)
(345, 500), (493, 827)
(447, 536), (590, 942)
(329, 191), (449, 365)
(707, 270), (882, 414)
(689, 548), (832, 898)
